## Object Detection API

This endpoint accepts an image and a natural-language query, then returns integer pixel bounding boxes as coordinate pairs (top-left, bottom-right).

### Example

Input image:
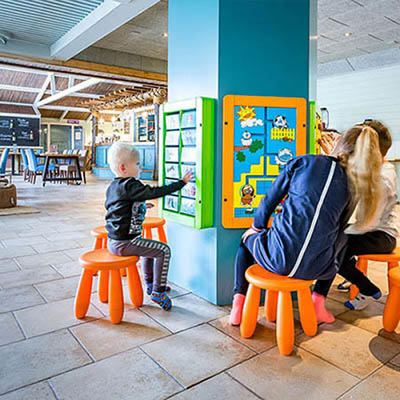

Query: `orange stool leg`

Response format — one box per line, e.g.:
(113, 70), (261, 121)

(144, 227), (152, 240)
(157, 226), (167, 244)
(127, 264), (143, 307)
(240, 284), (261, 338)
(383, 285), (400, 332)
(93, 238), (102, 250)
(350, 258), (368, 300)
(388, 262), (399, 270)
(277, 291), (294, 356)
(297, 288), (317, 337)
(388, 262), (398, 293)
(98, 270), (109, 303)
(92, 238), (103, 276)
(109, 269), (124, 324)
(265, 290), (278, 322)
(74, 269), (94, 319)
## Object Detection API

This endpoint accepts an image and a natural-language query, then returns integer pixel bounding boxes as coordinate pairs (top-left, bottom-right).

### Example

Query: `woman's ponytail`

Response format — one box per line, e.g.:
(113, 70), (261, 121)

(346, 126), (382, 230)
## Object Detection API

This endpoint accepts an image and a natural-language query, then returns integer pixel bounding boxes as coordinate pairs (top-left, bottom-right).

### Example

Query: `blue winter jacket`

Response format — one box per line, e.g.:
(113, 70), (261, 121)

(250, 154), (352, 280)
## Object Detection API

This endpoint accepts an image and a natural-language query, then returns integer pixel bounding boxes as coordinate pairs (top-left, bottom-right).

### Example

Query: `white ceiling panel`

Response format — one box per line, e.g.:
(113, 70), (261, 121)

(318, 59), (354, 77)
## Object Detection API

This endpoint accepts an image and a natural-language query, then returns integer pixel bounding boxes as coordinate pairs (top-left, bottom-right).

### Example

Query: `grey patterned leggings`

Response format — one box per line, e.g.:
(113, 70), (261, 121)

(108, 237), (171, 293)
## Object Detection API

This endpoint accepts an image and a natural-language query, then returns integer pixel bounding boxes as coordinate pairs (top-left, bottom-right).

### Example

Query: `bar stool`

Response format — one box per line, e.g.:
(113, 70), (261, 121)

(383, 267), (400, 332)
(350, 247), (400, 300)
(75, 249), (142, 324)
(240, 264), (317, 356)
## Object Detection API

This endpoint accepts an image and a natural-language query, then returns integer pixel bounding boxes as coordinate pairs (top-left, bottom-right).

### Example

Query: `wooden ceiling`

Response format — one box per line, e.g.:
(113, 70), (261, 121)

(0, 62), (167, 121)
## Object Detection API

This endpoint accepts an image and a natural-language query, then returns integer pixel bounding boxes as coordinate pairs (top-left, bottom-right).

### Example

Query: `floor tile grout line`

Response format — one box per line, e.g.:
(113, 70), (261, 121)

(224, 371), (265, 400)
(139, 346), (186, 390)
(206, 321), (268, 354)
(0, 313), (105, 347)
(296, 344), (366, 380)
(335, 363), (388, 400)
(32, 283), (50, 304)
(12, 310), (29, 340)
(67, 327), (97, 363)
(0, 356), (94, 398)
(47, 379), (61, 400)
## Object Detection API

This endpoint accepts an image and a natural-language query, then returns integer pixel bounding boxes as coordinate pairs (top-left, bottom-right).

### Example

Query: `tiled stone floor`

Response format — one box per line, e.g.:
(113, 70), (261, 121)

(0, 175), (400, 399)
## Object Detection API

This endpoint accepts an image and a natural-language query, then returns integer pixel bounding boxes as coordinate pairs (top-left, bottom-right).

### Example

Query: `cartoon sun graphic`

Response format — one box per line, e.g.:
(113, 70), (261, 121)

(237, 106), (256, 121)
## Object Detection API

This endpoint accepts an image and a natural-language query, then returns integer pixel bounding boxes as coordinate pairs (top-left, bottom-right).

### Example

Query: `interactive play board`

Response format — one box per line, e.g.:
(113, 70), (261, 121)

(159, 97), (214, 229)
(222, 95), (307, 229)
(309, 101), (321, 155)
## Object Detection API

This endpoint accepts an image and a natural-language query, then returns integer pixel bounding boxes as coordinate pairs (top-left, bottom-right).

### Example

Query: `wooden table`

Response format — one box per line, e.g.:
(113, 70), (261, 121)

(37, 153), (82, 187)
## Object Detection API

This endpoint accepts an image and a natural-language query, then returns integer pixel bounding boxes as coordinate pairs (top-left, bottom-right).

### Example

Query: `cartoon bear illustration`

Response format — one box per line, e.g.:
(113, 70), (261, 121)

(240, 184), (255, 206)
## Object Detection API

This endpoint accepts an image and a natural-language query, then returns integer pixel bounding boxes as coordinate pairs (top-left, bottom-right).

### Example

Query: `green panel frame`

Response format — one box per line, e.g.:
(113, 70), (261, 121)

(159, 97), (215, 229)
(309, 100), (317, 154)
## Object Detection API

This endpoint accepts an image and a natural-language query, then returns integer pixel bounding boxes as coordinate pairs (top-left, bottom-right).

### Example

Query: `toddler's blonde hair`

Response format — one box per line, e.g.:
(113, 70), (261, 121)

(108, 142), (139, 176)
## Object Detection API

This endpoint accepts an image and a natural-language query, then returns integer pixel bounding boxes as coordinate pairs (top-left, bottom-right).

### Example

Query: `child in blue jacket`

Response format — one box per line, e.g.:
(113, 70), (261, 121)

(230, 124), (383, 325)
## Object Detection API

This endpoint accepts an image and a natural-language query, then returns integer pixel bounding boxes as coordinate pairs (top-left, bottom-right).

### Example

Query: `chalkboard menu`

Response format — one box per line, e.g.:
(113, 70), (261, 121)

(0, 116), (40, 147)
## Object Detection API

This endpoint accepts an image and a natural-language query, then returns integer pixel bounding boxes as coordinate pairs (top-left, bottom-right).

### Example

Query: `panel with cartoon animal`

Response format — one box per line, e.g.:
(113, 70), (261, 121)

(222, 95), (307, 228)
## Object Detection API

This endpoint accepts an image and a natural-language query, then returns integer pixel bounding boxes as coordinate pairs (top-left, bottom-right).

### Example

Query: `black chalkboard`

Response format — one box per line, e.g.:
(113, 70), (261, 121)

(0, 116), (40, 147)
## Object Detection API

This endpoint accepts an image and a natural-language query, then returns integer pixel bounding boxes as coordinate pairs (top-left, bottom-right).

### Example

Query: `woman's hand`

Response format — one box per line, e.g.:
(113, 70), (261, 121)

(242, 227), (259, 243)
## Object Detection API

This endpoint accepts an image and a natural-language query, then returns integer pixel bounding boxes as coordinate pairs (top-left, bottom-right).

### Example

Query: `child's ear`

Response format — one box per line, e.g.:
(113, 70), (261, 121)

(119, 163), (126, 174)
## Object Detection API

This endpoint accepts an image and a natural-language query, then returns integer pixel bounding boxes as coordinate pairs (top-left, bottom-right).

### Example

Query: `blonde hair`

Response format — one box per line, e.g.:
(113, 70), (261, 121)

(333, 126), (383, 231)
(108, 142), (139, 175)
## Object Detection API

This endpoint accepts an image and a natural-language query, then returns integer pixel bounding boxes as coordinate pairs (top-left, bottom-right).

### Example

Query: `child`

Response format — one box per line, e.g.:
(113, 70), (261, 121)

(230, 125), (383, 326)
(105, 142), (192, 311)
(313, 121), (397, 322)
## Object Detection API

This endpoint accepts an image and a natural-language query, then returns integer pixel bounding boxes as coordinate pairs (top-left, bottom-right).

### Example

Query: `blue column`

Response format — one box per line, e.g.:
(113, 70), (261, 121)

(168, 0), (313, 305)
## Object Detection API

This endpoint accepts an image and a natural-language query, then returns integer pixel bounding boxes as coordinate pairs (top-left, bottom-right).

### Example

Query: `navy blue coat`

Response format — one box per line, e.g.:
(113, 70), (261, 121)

(249, 155), (352, 280)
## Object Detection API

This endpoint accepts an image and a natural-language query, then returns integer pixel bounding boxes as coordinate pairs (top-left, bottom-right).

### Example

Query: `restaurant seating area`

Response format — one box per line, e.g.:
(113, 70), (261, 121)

(0, 175), (399, 399)
(0, 148), (88, 186)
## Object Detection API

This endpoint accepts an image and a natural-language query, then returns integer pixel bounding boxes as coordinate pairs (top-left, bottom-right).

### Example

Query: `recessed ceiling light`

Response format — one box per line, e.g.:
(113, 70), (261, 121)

(344, 32), (352, 37)
(162, 33), (168, 37)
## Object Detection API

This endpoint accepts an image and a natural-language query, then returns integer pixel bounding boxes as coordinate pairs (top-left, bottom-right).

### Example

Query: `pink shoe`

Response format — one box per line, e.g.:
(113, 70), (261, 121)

(312, 292), (335, 323)
(229, 293), (246, 326)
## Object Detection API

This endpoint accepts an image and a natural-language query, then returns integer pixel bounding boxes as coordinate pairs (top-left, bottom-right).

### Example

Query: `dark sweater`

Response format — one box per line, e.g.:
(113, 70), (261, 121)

(105, 177), (185, 240)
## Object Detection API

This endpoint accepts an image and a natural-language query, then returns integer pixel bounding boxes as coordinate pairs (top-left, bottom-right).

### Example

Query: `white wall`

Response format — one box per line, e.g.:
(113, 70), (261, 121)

(317, 64), (400, 159)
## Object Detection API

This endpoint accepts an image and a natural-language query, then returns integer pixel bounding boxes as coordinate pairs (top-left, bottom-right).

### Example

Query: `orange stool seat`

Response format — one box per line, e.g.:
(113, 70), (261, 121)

(350, 247), (400, 300)
(383, 267), (400, 332)
(75, 249), (142, 324)
(240, 264), (317, 356)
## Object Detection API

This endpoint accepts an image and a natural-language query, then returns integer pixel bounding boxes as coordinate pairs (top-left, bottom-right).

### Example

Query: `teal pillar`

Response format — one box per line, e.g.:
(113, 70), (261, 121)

(167, 0), (314, 305)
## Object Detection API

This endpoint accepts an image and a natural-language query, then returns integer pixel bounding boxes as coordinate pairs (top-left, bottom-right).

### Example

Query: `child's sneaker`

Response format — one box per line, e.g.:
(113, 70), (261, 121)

(337, 279), (352, 292)
(151, 291), (172, 311)
(146, 284), (171, 296)
(344, 291), (382, 311)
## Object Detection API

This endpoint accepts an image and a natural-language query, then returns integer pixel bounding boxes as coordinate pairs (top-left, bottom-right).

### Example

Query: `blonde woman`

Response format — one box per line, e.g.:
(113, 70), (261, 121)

(230, 123), (385, 326)
(313, 121), (397, 322)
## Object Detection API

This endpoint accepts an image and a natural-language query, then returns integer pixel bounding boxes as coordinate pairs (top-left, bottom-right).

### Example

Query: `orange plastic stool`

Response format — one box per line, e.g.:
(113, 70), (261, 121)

(90, 226), (126, 277)
(383, 267), (400, 332)
(349, 247), (400, 300)
(75, 249), (142, 324)
(142, 217), (167, 243)
(240, 264), (317, 356)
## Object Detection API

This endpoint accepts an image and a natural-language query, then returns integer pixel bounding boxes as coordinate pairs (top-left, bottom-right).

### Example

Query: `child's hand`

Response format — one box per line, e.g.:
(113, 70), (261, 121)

(182, 171), (193, 183)
(146, 203), (155, 209)
(318, 133), (335, 155)
(242, 227), (259, 243)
